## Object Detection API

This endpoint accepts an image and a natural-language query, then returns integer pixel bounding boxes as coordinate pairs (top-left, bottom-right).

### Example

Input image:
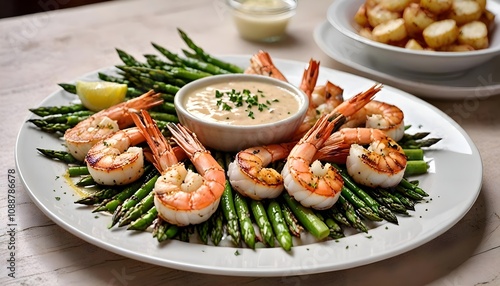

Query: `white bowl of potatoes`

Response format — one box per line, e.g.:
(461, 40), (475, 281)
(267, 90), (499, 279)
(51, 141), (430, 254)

(327, 0), (500, 74)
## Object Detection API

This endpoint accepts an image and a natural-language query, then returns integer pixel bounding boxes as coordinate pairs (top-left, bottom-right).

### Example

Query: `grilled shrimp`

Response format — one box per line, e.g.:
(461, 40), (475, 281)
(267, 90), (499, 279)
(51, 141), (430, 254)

(293, 83), (382, 140)
(341, 100), (405, 141)
(227, 142), (296, 200)
(244, 50), (288, 81)
(64, 90), (162, 161)
(85, 127), (146, 186)
(281, 114), (346, 210)
(346, 134), (407, 188)
(132, 110), (225, 226)
(316, 128), (407, 188)
(317, 127), (392, 163)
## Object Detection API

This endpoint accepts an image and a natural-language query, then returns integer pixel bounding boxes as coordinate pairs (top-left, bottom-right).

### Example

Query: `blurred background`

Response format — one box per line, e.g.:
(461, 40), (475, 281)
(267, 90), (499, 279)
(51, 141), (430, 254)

(1, 0), (111, 18)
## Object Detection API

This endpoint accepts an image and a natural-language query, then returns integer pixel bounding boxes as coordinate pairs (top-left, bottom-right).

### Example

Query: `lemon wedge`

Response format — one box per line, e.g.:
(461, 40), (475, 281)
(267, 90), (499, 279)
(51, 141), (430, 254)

(76, 81), (127, 112)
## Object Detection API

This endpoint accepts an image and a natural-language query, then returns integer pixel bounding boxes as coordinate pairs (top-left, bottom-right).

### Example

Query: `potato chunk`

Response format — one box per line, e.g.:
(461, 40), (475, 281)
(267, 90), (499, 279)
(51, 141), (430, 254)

(403, 3), (437, 36)
(458, 20), (489, 49)
(355, 4), (369, 27)
(422, 19), (459, 48)
(405, 38), (425, 49)
(372, 18), (408, 43)
(367, 5), (401, 27)
(419, 0), (452, 14)
(447, 0), (482, 26)
(380, 0), (413, 12)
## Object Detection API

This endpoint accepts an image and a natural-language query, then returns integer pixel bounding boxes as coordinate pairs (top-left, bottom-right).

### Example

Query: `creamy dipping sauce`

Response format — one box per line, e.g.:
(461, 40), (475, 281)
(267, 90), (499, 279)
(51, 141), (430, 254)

(230, 0), (297, 42)
(183, 80), (300, 126)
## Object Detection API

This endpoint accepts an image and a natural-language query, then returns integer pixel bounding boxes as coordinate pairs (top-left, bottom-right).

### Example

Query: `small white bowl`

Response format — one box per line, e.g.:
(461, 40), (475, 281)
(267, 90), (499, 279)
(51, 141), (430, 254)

(227, 0), (297, 42)
(174, 74), (308, 152)
(327, 0), (500, 74)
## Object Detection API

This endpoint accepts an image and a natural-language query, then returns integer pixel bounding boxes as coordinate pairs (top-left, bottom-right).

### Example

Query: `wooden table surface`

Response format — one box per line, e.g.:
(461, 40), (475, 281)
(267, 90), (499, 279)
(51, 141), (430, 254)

(1, 0), (499, 285)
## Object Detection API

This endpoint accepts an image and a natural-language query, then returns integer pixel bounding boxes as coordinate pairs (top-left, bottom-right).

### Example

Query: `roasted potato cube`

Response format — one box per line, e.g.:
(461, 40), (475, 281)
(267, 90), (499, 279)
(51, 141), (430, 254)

(447, 0), (482, 26)
(355, 4), (370, 27)
(372, 18), (409, 43)
(422, 19), (459, 48)
(403, 3), (437, 36)
(458, 20), (489, 49)
(405, 38), (425, 49)
(367, 5), (402, 27)
(380, 0), (413, 12)
(420, 0), (453, 14)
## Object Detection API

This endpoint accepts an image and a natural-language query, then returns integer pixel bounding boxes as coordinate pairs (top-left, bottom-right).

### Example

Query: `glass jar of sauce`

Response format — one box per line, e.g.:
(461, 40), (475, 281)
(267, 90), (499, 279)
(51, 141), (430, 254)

(227, 0), (298, 42)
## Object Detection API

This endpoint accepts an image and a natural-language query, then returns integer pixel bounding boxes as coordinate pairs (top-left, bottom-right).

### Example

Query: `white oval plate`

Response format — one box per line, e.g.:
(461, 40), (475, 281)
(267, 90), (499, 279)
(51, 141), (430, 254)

(15, 56), (482, 277)
(314, 20), (500, 100)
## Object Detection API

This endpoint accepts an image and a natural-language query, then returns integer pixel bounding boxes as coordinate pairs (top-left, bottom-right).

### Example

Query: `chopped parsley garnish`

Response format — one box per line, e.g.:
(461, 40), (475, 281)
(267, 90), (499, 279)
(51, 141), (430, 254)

(215, 88), (275, 119)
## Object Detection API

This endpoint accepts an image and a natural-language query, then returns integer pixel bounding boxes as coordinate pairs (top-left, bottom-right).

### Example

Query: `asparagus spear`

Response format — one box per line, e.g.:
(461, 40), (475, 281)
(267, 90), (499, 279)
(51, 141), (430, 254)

(31, 111), (94, 124)
(68, 166), (90, 177)
(36, 148), (80, 164)
(279, 200), (303, 237)
(249, 200), (275, 247)
(119, 191), (154, 226)
(158, 102), (176, 114)
(127, 207), (158, 231)
(334, 164), (398, 224)
(404, 161), (429, 176)
(75, 175), (95, 187)
(138, 76), (180, 95)
(399, 138), (442, 149)
(177, 28), (244, 73)
(29, 104), (86, 117)
(393, 191), (416, 210)
(93, 179), (145, 213)
(218, 153), (241, 245)
(282, 193), (330, 240)
(233, 192), (256, 249)
(196, 219), (210, 245)
(399, 178), (429, 197)
(152, 42), (231, 75)
(123, 66), (187, 87)
(58, 83), (77, 94)
(97, 73), (131, 85)
(337, 195), (368, 233)
(395, 185), (424, 201)
(111, 173), (159, 227)
(370, 188), (409, 215)
(149, 111), (179, 123)
(177, 226), (194, 242)
(341, 186), (383, 222)
(324, 217), (345, 239)
(209, 207), (224, 246)
(330, 205), (351, 227)
(29, 120), (71, 133)
(403, 148), (424, 161)
(267, 200), (292, 251)
(116, 48), (147, 67)
(75, 187), (123, 205)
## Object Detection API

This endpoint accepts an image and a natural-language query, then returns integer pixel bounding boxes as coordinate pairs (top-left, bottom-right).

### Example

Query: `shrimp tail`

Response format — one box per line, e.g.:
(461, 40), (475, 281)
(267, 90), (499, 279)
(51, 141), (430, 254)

(166, 123), (206, 158)
(300, 59), (320, 98)
(332, 83), (383, 118)
(245, 50), (288, 81)
(113, 90), (163, 127)
(131, 110), (177, 172)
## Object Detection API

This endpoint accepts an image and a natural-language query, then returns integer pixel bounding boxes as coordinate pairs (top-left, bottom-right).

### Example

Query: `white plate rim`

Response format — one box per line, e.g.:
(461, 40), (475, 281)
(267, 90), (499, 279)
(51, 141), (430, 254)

(15, 56), (483, 277)
(313, 20), (500, 100)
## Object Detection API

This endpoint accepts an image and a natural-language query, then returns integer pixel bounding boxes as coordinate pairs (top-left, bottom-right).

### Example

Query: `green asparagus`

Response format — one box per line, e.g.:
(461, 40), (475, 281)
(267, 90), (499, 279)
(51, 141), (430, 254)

(233, 192), (256, 249)
(267, 200), (292, 251)
(282, 193), (330, 240)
